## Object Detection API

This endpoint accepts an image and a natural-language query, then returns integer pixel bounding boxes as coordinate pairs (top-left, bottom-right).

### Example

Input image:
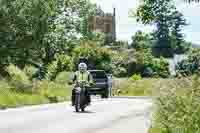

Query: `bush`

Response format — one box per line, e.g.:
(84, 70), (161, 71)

(0, 79), (49, 108)
(46, 54), (73, 80)
(152, 75), (200, 132)
(113, 67), (127, 77)
(6, 64), (32, 93)
(55, 71), (72, 84)
(0, 64), (72, 108)
(134, 49), (170, 78)
(72, 40), (112, 71)
(0, 78), (71, 108)
(143, 67), (154, 77)
(23, 65), (38, 79)
(176, 49), (200, 76)
(34, 80), (71, 102)
(130, 74), (142, 81)
(111, 49), (137, 77)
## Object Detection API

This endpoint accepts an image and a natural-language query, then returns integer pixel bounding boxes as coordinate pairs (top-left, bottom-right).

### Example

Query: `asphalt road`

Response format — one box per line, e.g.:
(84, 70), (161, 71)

(0, 98), (152, 133)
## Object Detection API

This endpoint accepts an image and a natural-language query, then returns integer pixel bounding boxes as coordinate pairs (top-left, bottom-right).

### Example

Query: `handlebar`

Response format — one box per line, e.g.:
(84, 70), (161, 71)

(68, 80), (95, 88)
(77, 81), (90, 87)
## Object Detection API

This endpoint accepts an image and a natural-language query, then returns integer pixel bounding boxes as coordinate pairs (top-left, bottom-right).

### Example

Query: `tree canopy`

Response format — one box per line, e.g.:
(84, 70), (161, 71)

(135, 0), (188, 57)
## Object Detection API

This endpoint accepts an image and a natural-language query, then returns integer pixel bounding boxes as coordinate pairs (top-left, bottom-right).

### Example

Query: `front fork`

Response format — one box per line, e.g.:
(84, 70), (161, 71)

(72, 87), (90, 106)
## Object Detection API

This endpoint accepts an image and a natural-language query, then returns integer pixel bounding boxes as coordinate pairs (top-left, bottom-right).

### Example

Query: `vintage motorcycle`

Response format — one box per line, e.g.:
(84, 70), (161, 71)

(74, 81), (91, 112)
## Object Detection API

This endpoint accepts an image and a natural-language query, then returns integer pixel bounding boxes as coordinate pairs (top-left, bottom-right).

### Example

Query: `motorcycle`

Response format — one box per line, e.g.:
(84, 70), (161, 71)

(74, 81), (90, 112)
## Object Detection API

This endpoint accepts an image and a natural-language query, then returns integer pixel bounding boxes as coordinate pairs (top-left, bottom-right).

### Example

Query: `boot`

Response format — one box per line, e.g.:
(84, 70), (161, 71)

(71, 90), (75, 106)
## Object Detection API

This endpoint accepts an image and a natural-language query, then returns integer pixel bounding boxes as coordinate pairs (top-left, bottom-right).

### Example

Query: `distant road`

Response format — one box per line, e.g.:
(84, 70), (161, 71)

(0, 98), (152, 133)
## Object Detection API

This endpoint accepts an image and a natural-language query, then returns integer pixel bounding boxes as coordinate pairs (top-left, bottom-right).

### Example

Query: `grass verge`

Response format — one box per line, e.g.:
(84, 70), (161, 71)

(0, 80), (71, 109)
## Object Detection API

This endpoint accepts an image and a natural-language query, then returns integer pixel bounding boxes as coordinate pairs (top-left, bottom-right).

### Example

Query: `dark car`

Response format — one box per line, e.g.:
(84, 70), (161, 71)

(88, 70), (109, 98)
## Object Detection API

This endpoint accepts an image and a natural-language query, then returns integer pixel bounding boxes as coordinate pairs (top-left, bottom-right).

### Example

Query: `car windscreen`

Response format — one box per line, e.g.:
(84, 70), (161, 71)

(90, 71), (107, 79)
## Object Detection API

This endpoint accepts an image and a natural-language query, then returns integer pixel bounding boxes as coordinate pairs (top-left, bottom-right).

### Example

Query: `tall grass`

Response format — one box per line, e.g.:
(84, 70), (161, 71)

(151, 75), (200, 132)
(0, 65), (71, 109)
(113, 78), (159, 96)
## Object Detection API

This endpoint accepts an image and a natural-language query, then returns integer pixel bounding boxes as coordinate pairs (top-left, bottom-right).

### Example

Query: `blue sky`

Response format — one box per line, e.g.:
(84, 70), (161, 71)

(91, 0), (200, 44)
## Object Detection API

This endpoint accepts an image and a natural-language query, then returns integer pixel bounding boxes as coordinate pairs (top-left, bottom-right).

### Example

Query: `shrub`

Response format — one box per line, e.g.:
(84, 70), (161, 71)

(111, 49), (137, 77)
(134, 49), (170, 78)
(176, 49), (200, 76)
(6, 64), (32, 93)
(152, 75), (200, 132)
(0, 65), (72, 108)
(130, 74), (142, 81)
(55, 71), (73, 84)
(46, 54), (73, 80)
(113, 67), (127, 77)
(143, 67), (154, 77)
(72, 40), (112, 71)
(35, 80), (71, 102)
(0, 79), (49, 108)
(23, 65), (37, 80)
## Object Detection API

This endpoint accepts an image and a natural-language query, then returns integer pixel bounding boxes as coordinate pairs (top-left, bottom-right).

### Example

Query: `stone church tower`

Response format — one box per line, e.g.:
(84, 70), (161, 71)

(89, 8), (116, 44)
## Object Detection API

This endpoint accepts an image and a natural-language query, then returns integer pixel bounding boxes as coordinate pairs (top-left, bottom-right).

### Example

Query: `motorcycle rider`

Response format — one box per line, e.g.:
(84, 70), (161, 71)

(71, 63), (93, 106)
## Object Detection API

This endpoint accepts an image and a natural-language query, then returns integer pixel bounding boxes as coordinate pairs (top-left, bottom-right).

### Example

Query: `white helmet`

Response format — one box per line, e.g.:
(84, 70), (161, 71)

(78, 63), (87, 72)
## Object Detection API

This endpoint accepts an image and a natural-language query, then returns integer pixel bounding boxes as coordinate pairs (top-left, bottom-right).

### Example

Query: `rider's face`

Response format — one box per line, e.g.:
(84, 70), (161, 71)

(80, 67), (86, 72)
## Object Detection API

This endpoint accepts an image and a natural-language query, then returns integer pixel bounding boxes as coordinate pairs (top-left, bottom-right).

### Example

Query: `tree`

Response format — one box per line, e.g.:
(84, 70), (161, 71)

(0, 0), (97, 71)
(72, 40), (112, 72)
(176, 49), (200, 75)
(135, 0), (187, 57)
(131, 31), (152, 50)
(43, 0), (97, 64)
(0, 0), (57, 68)
(171, 11), (188, 54)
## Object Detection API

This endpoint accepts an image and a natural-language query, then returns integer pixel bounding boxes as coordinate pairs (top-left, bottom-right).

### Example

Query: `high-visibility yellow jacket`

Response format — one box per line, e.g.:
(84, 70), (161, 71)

(73, 71), (93, 85)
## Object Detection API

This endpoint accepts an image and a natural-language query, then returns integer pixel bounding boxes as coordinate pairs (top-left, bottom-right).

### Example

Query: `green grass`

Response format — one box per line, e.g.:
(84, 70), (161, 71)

(0, 80), (71, 109)
(113, 77), (200, 133)
(148, 128), (162, 133)
(113, 77), (193, 96)
(149, 76), (200, 133)
(113, 78), (162, 96)
(0, 92), (48, 109)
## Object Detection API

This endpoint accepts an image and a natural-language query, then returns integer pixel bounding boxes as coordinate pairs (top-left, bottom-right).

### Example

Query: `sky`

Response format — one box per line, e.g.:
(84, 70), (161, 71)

(91, 0), (200, 44)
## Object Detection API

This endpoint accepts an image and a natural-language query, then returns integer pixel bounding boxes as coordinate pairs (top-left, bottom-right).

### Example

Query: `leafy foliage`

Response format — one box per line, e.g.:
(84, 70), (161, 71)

(171, 11), (188, 54)
(0, 65), (71, 108)
(0, 0), (57, 66)
(0, 0), (97, 73)
(72, 40), (112, 72)
(135, 0), (188, 57)
(152, 76), (200, 132)
(135, 49), (170, 78)
(6, 64), (32, 93)
(111, 49), (137, 77)
(131, 31), (152, 50)
(46, 54), (73, 80)
(176, 49), (200, 76)
(130, 74), (142, 81)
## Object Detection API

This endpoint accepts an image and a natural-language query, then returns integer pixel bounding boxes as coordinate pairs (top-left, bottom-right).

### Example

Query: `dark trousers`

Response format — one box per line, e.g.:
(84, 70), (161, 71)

(71, 88), (91, 105)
